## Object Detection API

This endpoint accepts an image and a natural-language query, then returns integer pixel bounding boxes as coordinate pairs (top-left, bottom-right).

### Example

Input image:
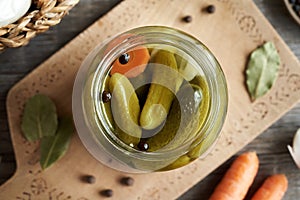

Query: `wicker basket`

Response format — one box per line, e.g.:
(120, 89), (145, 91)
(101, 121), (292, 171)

(0, 0), (79, 51)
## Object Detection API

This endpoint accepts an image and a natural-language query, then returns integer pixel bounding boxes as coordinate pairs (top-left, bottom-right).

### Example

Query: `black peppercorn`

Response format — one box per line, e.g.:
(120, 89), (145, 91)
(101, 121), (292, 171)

(293, 4), (300, 13)
(102, 91), (112, 103)
(120, 176), (134, 186)
(288, 0), (300, 17)
(100, 189), (113, 197)
(118, 53), (130, 65)
(206, 5), (216, 13)
(137, 140), (149, 151)
(182, 15), (192, 23)
(81, 175), (96, 184)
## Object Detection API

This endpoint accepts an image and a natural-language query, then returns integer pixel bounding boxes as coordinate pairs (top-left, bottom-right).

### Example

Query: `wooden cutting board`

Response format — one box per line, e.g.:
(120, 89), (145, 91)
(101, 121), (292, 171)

(1, 0), (300, 199)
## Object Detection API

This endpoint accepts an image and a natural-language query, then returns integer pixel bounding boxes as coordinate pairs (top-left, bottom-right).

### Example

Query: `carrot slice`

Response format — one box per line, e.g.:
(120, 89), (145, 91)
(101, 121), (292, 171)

(110, 46), (150, 78)
(209, 152), (259, 200)
(251, 174), (288, 200)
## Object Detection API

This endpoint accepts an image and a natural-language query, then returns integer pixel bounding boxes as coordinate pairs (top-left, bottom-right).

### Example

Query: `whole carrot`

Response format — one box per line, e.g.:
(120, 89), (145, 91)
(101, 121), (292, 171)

(251, 174), (288, 200)
(209, 151), (259, 200)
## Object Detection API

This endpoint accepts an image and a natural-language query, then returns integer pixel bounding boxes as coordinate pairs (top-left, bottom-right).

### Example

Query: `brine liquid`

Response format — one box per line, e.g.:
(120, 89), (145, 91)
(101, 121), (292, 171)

(100, 44), (211, 154)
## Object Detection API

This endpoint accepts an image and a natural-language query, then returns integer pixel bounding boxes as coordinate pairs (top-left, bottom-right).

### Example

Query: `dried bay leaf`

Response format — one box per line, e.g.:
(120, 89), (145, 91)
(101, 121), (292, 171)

(21, 94), (73, 169)
(246, 41), (280, 100)
(40, 117), (74, 169)
(21, 94), (58, 141)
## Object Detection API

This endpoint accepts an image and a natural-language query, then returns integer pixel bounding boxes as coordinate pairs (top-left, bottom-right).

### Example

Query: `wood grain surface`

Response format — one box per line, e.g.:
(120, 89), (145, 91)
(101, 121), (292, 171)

(0, 0), (300, 199)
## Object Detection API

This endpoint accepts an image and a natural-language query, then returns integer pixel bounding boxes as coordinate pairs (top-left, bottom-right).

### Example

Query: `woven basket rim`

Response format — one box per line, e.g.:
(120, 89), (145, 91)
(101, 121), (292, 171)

(0, 0), (79, 51)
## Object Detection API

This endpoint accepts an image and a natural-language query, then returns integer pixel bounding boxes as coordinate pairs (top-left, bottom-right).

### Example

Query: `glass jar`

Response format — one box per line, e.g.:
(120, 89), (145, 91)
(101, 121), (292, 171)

(72, 26), (228, 173)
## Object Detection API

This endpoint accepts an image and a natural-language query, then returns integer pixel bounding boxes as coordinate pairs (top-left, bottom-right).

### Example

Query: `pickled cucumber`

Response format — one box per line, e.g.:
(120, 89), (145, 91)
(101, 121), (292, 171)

(157, 75), (211, 170)
(146, 97), (180, 151)
(187, 76), (219, 159)
(140, 50), (182, 130)
(157, 84), (203, 149)
(168, 83), (204, 146)
(147, 83), (203, 151)
(109, 73), (141, 146)
(189, 75), (210, 131)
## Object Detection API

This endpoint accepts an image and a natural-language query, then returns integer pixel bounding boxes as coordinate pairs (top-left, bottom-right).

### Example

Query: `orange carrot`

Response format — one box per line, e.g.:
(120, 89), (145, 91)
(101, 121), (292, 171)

(110, 46), (150, 78)
(209, 152), (259, 200)
(251, 174), (288, 200)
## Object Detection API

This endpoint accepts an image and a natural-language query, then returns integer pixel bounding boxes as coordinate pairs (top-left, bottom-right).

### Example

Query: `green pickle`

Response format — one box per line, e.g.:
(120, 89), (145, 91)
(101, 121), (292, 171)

(147, 83), (204, 152)
(140, 49), (182, 130)
(162, 76), (210, 170)
(102, 46), (211, 171)
(109, 73), (142, 146)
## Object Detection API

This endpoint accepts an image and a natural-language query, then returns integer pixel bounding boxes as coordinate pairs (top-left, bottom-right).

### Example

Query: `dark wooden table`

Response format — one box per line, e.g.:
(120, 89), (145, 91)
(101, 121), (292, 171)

(0, 0), (299, 199)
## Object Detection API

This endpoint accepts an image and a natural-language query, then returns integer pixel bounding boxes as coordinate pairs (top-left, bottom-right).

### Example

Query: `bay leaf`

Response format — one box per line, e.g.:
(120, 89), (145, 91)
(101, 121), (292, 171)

(21, 94), (58, 141)
(40, 117), (74, 169)
(246, 41), (280, 100)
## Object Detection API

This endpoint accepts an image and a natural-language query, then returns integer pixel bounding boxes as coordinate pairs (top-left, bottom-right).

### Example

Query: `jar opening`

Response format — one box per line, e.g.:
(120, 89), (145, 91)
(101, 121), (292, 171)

(73, 26), (228, 172)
